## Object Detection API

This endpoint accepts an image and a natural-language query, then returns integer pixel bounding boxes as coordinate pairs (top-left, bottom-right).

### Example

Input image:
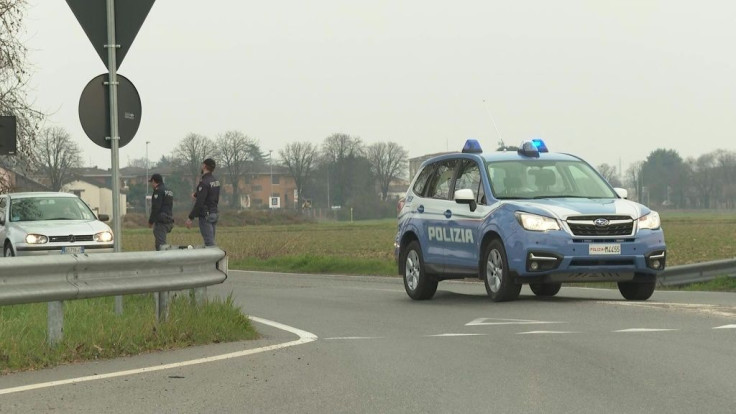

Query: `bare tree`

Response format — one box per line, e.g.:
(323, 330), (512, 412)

(126, 157), (148, 168)
(366, 142), (407, 200)
(214, 130), (259, 208)
(596, 163), (622, 188)
(320, 133), (364, 206)
(173, 133), (214, 187)
(0, 0), (44, 192)
(279, 141), (318, 206)
(32, 127), (83, 191)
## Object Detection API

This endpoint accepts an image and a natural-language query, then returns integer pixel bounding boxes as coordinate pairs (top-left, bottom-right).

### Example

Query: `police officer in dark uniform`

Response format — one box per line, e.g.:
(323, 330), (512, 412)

(148, 173), (174, 251)
(185, 158), (220, 246)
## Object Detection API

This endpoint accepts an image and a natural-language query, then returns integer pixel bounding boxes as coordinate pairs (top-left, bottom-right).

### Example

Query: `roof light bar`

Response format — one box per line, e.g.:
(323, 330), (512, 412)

(462, 139), (483, 153)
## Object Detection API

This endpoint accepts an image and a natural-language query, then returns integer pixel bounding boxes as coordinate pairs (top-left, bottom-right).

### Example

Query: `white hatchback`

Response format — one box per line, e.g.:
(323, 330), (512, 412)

(0, 192), (114, 257)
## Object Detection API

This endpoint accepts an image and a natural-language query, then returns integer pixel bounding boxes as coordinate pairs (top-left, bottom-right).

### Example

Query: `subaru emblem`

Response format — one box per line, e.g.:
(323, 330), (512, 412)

(594, 218), (609, 227)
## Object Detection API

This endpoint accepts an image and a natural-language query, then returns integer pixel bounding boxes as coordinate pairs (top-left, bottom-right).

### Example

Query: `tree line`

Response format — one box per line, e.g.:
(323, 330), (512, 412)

(2, 2), (735, 212)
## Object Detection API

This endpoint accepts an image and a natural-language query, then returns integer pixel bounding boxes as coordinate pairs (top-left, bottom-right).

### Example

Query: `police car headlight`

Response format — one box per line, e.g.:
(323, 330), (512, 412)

(515, 212), (560, 232)
(94, 231), (114, 243)
(638, 211), (661, 230)
(25, 234), (48, 244)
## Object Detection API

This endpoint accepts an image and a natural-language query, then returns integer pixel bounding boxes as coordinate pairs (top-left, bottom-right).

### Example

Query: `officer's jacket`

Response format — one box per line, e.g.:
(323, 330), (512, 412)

(149, 184), (174, 224)
(188, 172), (220, 219)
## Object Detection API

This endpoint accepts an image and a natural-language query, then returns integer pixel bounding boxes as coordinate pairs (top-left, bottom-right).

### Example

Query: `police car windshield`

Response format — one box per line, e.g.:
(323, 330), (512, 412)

(487, 160), (617, 200)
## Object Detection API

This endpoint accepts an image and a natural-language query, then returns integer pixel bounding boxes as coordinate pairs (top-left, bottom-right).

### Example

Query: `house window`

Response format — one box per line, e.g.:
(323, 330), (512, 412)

(272, 175), (279, 185)
(252, 184), (262, 192)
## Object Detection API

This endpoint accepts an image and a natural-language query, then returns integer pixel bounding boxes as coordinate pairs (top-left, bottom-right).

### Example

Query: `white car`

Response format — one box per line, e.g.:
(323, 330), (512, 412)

(0, 192), (114, 257)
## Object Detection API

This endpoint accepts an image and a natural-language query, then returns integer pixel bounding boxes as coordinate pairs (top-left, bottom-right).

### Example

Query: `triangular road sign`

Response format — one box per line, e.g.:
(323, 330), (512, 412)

(66, 0), (155, 69)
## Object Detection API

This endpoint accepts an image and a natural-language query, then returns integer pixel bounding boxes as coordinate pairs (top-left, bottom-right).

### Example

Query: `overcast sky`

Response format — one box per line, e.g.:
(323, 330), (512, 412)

(22, 1), (736, 176)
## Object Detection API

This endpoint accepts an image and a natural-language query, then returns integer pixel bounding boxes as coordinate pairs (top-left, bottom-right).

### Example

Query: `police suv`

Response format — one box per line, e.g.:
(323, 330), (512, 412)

(395, 139), (666, 302)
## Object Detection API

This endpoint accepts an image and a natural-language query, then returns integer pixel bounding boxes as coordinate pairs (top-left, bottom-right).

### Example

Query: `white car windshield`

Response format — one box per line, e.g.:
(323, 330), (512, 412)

(10, 197), (97, 222)
(488, 160), (617, 200)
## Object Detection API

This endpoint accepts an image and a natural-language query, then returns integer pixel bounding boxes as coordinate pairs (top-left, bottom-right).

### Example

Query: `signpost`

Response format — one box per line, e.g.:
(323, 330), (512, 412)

(66, 0), (155, 314)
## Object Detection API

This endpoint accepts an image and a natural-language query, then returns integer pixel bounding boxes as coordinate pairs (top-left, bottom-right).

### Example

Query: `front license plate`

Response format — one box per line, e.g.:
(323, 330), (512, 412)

(589, 243), (621, 255)
(62, 246), (84, 254)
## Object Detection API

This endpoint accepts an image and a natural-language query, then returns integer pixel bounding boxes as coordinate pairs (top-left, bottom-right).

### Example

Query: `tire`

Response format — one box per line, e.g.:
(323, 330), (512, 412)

(482, 239), (521, 302)
(530, 283), (562, 297)
(4, 242), (15, 257)
(618, 278), (656, 301)
(401, 240), (438, 300)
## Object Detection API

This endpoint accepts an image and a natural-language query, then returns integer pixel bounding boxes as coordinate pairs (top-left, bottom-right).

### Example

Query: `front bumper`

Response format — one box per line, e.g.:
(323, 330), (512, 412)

(505, 228), (666, 283)
(15, 244), (115, 256)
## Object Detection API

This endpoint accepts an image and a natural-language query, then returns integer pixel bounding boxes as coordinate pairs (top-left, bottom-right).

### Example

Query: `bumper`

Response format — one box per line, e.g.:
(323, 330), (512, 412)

(506, 228), (666, 282)
(15, 244), (115, 256)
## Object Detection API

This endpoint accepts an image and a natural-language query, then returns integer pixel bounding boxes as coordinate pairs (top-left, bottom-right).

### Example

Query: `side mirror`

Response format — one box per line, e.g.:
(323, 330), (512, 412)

(614, 188), (628, 199)
(454, 188), (477, 212)
(98, 214), (110, 222)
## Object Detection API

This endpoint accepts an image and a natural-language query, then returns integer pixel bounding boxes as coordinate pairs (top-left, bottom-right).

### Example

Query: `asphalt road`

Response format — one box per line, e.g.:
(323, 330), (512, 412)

(1, 271), (735, 413)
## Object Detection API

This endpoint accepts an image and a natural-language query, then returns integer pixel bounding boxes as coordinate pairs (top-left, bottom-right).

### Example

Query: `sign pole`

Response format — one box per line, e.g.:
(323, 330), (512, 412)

(106, 0), (124, 314)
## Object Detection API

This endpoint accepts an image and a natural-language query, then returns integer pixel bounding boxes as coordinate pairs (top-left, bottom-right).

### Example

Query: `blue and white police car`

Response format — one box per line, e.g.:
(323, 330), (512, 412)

(395, 139), (666, 302)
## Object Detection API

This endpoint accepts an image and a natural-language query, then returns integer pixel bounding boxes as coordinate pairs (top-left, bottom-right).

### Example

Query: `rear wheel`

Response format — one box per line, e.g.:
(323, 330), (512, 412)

(618, 277), (656, 301)
(530, 283), (562, 297)
(482, 239), (521, 302)
(3, 242), (15, 257)
(401, 241), (438, 300)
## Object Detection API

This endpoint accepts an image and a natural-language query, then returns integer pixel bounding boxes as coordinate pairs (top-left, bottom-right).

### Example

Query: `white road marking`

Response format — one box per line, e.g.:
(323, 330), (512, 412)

(427, 333), (487, 337)
(614, 328), (677, 333)
(714, 324), (736, 329)
(602, 301), (736, 318)
(324, 336), (384, 340)
(0, 316), (317, 396)
(466, 317), (563, 326)
(517, 331), (578, 335)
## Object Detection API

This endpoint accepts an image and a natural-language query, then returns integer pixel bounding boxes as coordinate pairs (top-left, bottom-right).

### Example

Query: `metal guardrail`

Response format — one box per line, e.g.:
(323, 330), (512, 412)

(0, 248), (228, 344)
(658, 258), (736, 287)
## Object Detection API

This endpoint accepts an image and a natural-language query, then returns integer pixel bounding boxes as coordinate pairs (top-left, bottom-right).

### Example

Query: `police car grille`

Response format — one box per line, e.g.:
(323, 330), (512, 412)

(566, 216), (634, 237)
(49, 235), (94, 243)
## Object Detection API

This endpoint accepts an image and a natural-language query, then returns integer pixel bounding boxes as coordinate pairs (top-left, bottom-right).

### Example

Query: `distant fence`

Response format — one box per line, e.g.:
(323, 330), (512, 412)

(0, 248), (228, 344)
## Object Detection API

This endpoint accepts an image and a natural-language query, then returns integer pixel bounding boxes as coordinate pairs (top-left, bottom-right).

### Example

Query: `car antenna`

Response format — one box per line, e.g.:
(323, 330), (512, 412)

(482, 99), (506, 150)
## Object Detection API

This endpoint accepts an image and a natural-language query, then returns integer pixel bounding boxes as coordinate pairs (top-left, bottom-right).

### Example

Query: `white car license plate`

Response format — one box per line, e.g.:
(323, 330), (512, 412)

(62, 246), (84, 254)
(589, 243), (621, 255)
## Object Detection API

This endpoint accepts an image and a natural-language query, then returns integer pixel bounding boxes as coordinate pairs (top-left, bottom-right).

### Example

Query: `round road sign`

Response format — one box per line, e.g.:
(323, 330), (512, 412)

(78, 73), (142, 149)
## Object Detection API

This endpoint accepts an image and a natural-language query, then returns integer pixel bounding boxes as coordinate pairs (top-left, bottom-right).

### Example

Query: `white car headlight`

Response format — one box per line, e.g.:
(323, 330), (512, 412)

(515, 212), (560, 232)
(638, 211), (661, 230)
(94, 231), (114, 243)
(25, 234), (49, 244)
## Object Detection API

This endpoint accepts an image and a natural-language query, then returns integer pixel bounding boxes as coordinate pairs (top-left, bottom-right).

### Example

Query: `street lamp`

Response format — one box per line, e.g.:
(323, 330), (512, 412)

(269, 150), (273, 207)
(145, 141), (150, 215)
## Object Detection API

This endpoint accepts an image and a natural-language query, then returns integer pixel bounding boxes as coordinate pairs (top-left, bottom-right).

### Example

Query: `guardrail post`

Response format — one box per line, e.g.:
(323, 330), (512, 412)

(194, 287), (207, 306)
(155, 292), (169, 322)
(47, 301), (64, 346)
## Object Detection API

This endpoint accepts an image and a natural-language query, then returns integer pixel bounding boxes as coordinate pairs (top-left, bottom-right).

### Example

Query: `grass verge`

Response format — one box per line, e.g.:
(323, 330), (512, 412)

(0, 293), (257, 374)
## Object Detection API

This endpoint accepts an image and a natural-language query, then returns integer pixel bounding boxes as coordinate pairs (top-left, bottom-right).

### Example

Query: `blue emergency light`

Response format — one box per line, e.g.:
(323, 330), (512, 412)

(462, 139), (483, 153)
(531, 138), (549, 152)
(518, 138), (548, 158)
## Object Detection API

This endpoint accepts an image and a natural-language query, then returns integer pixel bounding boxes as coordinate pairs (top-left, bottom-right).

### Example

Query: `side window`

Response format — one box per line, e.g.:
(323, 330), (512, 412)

(0, 197), (5, 223)
(455, 160), (483, 202)
(426, 159), (458, 200)
(412, 164), (436, 197)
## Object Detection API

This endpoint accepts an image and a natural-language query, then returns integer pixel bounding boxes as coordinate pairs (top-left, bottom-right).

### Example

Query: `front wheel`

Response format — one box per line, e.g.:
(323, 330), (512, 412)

(482, 239), (521, 302)
(530, 283), (562, 297)
(401, 241), (438, 300)
(3, 243), (15, 257)
(618, 277), (656, 301)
